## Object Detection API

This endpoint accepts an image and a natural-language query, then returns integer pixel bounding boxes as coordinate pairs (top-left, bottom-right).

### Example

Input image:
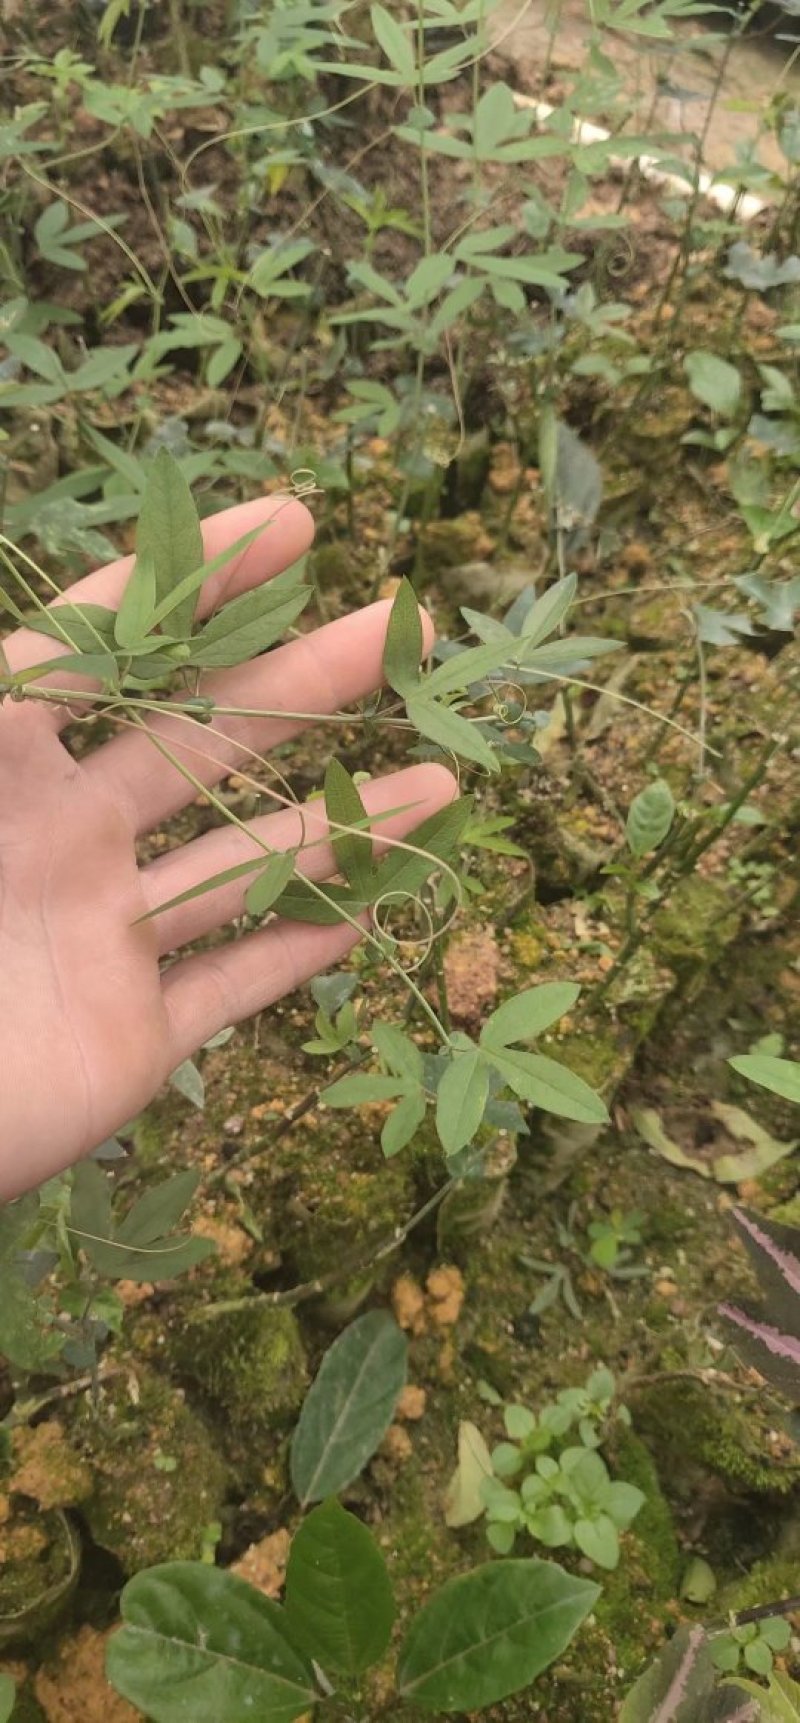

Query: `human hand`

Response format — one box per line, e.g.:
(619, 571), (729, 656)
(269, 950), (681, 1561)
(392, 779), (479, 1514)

(0, 495), (455, 1198)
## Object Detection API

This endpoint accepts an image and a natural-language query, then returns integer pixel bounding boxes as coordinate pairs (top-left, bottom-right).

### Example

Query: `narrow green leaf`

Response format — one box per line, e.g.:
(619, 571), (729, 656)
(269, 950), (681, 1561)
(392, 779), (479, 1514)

(397, 1559), (600, 1710)
(135, 448), (204, 638)
(146, 523), (266, 631)
(245, 851), (297, 917)
(114, 553), (157, 650)
(383, 578), (423, 696)
(271, 880), (367, 925)
(0, 1673), (15, 1723)
(520, 574), (577, 647)
(290, 1311), (407, 1504)
(372, 1024), (424, 1083)
(407, 695), (499, 772)
(189, 584), (310, 669)
(106, 1562), (317, 1723)
(325, 760), (376, 899)
(285, 1499), (395, 1676)
(436, 1048), (490, 1155)
(729, 1054), (800, 1105)
(405, 253), (453, 308)
(375, 796), (471, 899)
(371, 2), (415, 79)
(486, 1048), (609, 1125)
(481, 983), (580, 1049)
(71, 1161), (113, 1246)
(27, 602), (119, 655)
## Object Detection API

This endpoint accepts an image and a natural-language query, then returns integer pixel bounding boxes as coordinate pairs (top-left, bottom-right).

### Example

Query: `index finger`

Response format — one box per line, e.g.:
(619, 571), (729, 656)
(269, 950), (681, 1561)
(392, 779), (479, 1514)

(2, 493), (315, 726)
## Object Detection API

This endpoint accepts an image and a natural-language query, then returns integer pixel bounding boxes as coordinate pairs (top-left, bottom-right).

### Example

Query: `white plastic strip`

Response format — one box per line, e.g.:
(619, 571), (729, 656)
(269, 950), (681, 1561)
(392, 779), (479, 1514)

(512, 91), (767, 222)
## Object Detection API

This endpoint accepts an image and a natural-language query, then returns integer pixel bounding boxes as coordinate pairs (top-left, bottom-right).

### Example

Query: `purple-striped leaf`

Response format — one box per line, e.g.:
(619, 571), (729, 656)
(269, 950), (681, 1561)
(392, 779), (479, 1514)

(731, 1208), (800, 1339)
(719, 1301), (800, 1401)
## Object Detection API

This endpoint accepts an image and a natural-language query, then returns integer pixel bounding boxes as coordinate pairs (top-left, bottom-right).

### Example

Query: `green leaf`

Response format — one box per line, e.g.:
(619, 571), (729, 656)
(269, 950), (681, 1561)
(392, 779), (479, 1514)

(189, 575), (311, 669)
(372, 1024), (424, 1084)
(323, 1074), (408, 1106)
(383, 578), (423, 696)
(325, 760), (376, 899)
(245, 851), (297, 917)
(406, 694), (499, 772)
(371, 3), (415, 79)
(105, 1562), (317, 1723)
(520, 574), (577, 646)
(270, 879), (367, 925)
(573, 1514), (619, 1569)
(71, 1161), (113, 1245)
(114, 553), (157, 650)
(135, 448), (204, 638)
(485, 1048), (609, 1125)
(0, 1196), (62, 1370)
(382, 1089), (427, 1157)
(397, 1558), (600, 1711)
(729, 1054), (800, 1105)
(25, 602), (119, 655)
(436, 1048), (490, 1155)
(685, 350), (742, 419)
(115, 1171), (201, 1247)
(625, 780), (675, 857)
(405, 253), (453, 308)
(291, 1310), (407, 1505)
(481, 983), (580, 1049)
(729, 1668), (800, 1718)
(375, 796), (471, 900)
(0, 1673), (15, 1723)
(285, 1499), (395, 1676)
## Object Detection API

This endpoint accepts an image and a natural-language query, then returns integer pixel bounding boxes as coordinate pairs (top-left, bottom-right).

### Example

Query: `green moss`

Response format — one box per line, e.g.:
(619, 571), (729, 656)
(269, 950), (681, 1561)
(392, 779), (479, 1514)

(172, 1302), (308, 1437)
(635, 1379), (800, 1498)
(652, 879), (741, 975)
(0, 1506), (79, 1645)
(65, 1367), (228, 1573)
(594, 1430), (680, 1681)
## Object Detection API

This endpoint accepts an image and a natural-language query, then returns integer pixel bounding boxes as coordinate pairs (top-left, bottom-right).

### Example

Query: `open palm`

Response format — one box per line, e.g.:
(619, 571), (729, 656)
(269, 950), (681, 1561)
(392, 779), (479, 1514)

(0, 496), (454, 1198)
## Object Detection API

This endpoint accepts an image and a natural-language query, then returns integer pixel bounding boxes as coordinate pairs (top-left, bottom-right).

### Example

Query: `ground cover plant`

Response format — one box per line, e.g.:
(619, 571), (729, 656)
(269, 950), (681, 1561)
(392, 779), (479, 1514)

(0, 0), (799, 1717)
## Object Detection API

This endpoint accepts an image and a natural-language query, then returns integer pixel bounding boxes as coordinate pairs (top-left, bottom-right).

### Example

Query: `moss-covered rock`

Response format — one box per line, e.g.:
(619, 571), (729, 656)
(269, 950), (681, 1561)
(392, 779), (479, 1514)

(63, 1367), (228, 1574)
(171, 1302), (308, 1438)
(634, 1378), (800, 1499)
(652, 878), (741, 978)
(0, 1504), (80, 1649)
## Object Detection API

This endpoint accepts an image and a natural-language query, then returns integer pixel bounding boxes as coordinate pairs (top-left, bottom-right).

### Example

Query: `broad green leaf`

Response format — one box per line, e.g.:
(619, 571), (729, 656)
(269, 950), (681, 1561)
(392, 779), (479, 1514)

(291, 1310), (407, 1504)
(397, 1559), (599, 1710)
(106, 1562), (317, 1723)
(325, 760), (376, 899)
(685, 350), (742, 419)
(443, 1421), (493, 1528)
(481, 982), (580, 1049)
(473, 82), (516, 155)
(436, 1047), (490, 1155)
(729, 1054), (800, 1106)
(371, 3), (415, 78)
(323, 1074), (408, 1106)
(115, 1171), (201, 1247)
(625, 780), (675, 857)
(405, 253), (453, 308)
(383, 578), (423, 696)
(406, 694), (499, 772)
(285, 1499), (394, 1676)
(573, 1514), (619, 1569)
(727, 1669), (800, 1720)
(245, 851), (297, 918)
(71, 1160), (113, 1244)
(382, 1089), (427, 1157)
(485, 1048), (609, 1124)
(372, 1024), (424, 1083)
(146, 524), (267, 631)
(0, 1195), (62, 1370)
(135, 448), (204, 638)
(0, 1673), (14, 1723)
(114, 553), (156, 650)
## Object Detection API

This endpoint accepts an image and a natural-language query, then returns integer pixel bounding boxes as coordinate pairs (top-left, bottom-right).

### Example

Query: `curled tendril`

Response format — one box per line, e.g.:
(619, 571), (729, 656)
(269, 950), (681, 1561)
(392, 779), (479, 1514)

(370, 890), (437, 972)
(288, 469), (324, 500)
(492, 681), (528, 726)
